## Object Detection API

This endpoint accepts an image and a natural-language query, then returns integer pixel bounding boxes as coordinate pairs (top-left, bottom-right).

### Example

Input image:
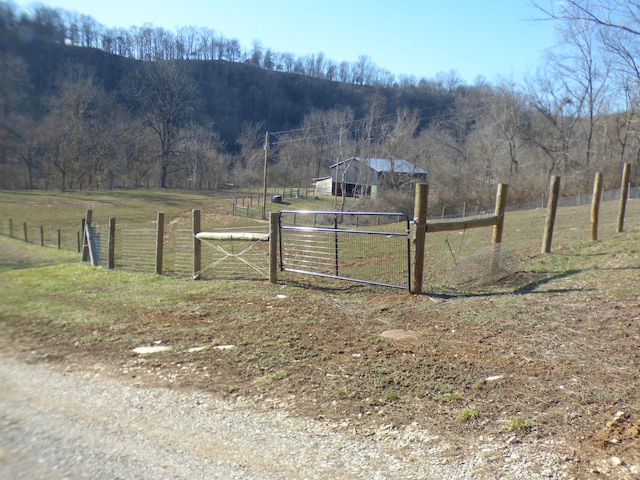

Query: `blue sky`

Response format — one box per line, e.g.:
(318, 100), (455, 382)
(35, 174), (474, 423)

(14, 0), (558, 84)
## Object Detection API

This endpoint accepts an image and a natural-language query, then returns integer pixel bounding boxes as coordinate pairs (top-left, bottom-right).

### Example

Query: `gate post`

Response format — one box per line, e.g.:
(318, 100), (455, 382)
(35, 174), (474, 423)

(108, 217), (116, 270)
(269, 212), (279, 284)
(412, 183), (428, 294)
(193, 209), (201, 279)
(155, 213), (164, 275)
(490, 183), (508, 274)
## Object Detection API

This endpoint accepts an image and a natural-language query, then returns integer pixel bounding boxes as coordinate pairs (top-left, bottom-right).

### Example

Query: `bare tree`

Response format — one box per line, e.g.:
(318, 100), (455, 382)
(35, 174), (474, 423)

(234, 121), (265, 186)
(179, 123), (228, 189)
(40, 66), (112, 191)
(523, 74), (580, 178)
(126, 60), (201, 188)
(379, 107), (420, 190)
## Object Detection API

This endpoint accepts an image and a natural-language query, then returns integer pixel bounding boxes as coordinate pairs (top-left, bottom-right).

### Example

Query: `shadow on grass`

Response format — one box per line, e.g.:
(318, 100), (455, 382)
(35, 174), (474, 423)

(424, 268), (589, 300)
(511, 269), (581, 294)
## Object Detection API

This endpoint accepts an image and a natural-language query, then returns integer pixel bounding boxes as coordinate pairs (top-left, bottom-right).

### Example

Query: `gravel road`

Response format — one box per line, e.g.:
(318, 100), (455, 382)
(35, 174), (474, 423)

(0, 355), (586, 479)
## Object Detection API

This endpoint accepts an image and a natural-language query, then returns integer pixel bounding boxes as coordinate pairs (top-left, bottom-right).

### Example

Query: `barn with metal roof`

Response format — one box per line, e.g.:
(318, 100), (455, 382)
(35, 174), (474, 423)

(315, 156), (427, 198)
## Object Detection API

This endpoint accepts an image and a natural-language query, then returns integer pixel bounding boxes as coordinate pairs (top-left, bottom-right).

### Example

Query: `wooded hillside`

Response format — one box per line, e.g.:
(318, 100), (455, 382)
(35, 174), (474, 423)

(1, 1), (639, 212)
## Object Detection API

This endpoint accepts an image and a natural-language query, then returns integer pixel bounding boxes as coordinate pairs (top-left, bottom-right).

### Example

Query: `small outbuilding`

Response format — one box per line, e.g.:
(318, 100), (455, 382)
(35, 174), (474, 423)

(316, 157), (427, 198)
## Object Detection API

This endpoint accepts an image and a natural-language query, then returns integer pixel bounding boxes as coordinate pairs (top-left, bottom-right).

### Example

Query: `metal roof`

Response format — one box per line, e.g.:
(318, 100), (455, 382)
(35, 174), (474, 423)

(331, 157), (427, 174)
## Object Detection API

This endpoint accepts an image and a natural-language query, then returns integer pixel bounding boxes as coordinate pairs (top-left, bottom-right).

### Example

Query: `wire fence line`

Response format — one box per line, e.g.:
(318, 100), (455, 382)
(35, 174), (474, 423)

(435, 185), (640, 219)
(508, 185), (640, 214)
(1, 181), (639, 286)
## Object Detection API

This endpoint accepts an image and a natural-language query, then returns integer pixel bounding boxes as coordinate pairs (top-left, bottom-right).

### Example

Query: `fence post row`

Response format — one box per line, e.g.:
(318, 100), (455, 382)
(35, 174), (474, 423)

(4, 169), (636, 282)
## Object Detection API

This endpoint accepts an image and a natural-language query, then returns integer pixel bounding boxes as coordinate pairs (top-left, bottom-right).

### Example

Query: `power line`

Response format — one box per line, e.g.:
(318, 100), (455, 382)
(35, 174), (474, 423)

(268, 102), (477, 148)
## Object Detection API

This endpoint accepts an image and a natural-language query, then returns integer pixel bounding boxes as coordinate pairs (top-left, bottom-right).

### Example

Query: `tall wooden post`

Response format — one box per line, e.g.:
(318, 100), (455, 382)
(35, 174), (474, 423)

(23, 222), (27, 243)
(262, 131), (269, 220)
(492, 184), (508, 245)
(108, 218), (116, 270)
(193, 209), (201, 279)
(155, 212), (164, 275)
(490, 184), (508, 273)
(542, 176), (561, 254)
(40, 226), (44, 246)
(411, 183), (428, 294)
(269, 212), (279, 284)
(617, 163), (631, 233)
(591, 172), (603, 242)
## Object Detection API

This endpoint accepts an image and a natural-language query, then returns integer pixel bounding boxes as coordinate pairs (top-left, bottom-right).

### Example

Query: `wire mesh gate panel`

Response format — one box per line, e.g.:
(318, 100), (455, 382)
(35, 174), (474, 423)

(278, 210), (411, 290)
(195, 227), (271, 281)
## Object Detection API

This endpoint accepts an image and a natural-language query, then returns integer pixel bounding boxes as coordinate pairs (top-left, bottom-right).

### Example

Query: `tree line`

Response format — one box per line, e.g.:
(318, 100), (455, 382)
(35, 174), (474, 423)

(0, 1), (398, 87)
(0, 0), (639, 213)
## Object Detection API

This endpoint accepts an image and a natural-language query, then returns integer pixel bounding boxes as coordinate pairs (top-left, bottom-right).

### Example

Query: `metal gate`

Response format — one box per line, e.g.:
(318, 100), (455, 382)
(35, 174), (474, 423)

(278, 210), (411, 290)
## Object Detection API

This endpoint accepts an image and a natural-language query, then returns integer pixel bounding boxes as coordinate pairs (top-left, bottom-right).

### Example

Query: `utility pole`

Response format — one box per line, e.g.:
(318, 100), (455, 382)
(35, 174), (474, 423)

(262, 131), (269, 220)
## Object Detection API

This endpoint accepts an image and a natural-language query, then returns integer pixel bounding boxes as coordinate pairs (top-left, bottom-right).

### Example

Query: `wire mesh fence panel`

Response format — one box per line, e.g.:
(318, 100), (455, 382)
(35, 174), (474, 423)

(423, 225), (521, 289)
(163, 228), (193, 278)
(279, 211), (411, 289)
(92, 227), (110, 267)
(116, 229), (157, 273)
(195, 226), (271, 281)
(60, 230), (80, 252)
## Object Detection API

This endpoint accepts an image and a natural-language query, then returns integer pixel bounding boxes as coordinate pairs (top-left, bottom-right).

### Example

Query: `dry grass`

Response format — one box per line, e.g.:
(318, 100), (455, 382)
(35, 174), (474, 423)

(2, 190), (640, 477)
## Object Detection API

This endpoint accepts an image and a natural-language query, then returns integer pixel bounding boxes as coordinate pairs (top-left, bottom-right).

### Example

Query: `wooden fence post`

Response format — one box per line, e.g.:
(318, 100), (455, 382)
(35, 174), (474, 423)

(617, 163), (631, 233)
(155, 212), (164, 275)
(490, 183), (508, 273)
(193, 209), (201, 280)
(40, 225), (44, 246)
(492, 184), (508, 245)
(591, 172), (603, 242)
(542, 176), (561, 254)
(269, 212), (279, 284)
(108, 217), (116, 270)
(8, 218), (12, 238)
(23, 222), (27, 243)
(411, 183), (428, 294)
(57, 229), (61, 250)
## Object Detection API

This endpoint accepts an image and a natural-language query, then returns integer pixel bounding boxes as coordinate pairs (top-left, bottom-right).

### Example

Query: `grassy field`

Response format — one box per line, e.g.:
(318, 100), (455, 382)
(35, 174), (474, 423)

(2, 189), (640, 477)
